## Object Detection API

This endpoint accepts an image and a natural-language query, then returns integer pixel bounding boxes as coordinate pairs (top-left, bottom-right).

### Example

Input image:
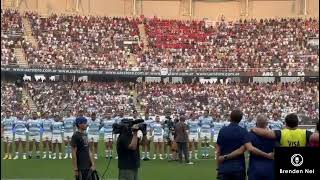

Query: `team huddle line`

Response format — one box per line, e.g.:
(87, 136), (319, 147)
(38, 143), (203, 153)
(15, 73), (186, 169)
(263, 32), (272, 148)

(1, 109), (283, 161)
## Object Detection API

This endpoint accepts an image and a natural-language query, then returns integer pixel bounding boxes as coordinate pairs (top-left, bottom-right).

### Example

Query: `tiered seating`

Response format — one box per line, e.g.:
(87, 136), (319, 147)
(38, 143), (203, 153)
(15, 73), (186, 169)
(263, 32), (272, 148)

(24, 12), (141, 69)
(142, 18), (319, 70)
(26, 82), (134, 115)
(1, 9), (24, 66)
(137, 82), (319, 121)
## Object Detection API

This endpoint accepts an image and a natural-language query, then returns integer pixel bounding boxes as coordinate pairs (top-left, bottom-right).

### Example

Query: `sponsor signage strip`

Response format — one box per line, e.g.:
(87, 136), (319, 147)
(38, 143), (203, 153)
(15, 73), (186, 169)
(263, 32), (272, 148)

(1, 67), (318, 77)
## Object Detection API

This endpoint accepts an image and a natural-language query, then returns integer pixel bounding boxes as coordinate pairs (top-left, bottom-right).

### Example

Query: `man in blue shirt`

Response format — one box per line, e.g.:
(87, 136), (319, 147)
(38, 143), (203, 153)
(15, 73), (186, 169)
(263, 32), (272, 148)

(216, 110), (273, 180)
(247, 115), (276, 180)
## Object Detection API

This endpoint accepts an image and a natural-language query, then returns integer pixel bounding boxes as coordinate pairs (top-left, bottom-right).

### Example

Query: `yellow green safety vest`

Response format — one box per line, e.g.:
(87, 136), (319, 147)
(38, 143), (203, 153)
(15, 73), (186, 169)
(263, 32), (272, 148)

(280, 129), (306, 147)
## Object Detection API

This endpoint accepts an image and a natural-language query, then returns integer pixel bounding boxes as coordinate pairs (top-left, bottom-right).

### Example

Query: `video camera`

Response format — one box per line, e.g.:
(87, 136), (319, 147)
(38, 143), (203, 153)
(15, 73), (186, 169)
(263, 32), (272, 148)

(113, 118), (147, 135)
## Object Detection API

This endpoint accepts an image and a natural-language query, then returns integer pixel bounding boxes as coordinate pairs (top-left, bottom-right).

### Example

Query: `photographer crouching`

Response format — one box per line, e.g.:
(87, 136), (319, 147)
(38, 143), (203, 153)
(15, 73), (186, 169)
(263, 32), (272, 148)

(114, 118), (146, 180)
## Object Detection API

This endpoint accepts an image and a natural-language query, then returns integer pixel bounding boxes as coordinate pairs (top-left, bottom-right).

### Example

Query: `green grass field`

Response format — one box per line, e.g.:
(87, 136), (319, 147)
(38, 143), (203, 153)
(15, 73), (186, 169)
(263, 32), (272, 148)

(1, 139), (218, 180)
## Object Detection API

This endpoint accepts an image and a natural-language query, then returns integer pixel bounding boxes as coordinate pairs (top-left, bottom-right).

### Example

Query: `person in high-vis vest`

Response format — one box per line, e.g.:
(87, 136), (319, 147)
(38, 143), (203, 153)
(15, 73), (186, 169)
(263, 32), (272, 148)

(251, 113), (319, 147)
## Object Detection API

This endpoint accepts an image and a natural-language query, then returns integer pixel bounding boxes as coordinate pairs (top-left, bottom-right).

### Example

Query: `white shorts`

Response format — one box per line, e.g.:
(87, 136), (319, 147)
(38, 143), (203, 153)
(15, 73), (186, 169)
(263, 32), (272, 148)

(15, 134), (27, 142)
(189, 134), (199, 142)
(52, 134), (62, 143)
(42, 132), (52, 141)
(200, 132), (211, 141)
(153, 135), (163, 143)
(3, 132), (13, 143)
(104, 133), (113, 142)
(113, 134), (119, 140)
(88, 134), (99, 143)
(64, 132), (74, 141)
(29, 135), (41, 142)
(137, 131), (143, 139)
(213, 134), (219, 142)
(146, 134), (153, 141)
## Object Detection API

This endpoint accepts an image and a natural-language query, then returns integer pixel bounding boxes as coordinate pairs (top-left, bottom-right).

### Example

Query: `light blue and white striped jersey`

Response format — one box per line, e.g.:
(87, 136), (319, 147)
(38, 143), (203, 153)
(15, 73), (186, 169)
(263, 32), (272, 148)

(113, 116), (123, 124)
(224, 121), (230, 126)
(63, 116), (75, 133)
(152, 123), (164, 136)
(199, 116), (213, 133)
(268, 120), (283, 130)
(14, 119), (27, 135)
(162, 122), (170, 138)
(42, 118), (53, 133)
(239, 119), (247, 129)
(88, 119), (101, 135)
(144, 118), (155, 133)
(213, 121), (225, 135)
(246, 121), (256, 132)
(102, 119), (115, 134)
(52, 121), (63, 135)
(187, 120), (200, 134)
(27, 119), (42, 136)
(1, 116), (15, 132)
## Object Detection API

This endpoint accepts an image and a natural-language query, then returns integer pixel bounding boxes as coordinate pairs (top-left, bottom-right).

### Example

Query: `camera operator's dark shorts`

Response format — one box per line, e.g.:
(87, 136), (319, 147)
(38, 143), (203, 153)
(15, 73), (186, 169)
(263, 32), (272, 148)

(119, 169), (138, 180)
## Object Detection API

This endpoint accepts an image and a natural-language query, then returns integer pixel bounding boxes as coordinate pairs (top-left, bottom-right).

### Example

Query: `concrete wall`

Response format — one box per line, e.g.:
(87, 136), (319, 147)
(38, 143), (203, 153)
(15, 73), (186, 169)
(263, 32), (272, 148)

(250, 0), (298, 19)
(308, 0), (319, 18)
(2, 0), (319, 19)
(140, 0), (180, 18)
(193, 1), (241, 20)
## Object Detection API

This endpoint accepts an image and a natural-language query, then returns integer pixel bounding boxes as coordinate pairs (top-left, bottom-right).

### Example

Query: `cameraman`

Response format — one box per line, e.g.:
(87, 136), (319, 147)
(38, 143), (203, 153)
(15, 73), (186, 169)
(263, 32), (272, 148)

(117, 123), (141, 180)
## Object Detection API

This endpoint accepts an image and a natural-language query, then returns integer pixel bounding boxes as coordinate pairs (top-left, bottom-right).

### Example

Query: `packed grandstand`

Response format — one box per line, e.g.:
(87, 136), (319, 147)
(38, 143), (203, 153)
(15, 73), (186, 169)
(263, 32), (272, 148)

(1, 8), (319, 123)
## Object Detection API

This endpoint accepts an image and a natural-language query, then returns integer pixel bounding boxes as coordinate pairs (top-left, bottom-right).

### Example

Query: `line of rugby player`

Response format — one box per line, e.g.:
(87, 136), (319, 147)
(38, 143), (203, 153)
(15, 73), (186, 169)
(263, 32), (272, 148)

(1, 109), (284, 160)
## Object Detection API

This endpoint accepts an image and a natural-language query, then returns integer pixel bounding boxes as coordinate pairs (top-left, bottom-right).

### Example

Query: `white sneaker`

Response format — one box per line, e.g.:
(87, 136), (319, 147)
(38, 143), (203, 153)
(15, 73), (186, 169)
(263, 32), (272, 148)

(48, 154), (52, 159)
(69, 153), (72, 159)
(115, 156), (118, 159)
(94, 155), (98, 160)
(141, 156), (145, 160)
(187, 162), (194, 165)
(152, 156), (157, 160)
(160, 156), (164, 160)
(22, 155), (27, 160)
(64, 155), (68, 159)
(58, 155), (62, 159)
(195, 155), (198, 160)
(13, 155), (19, 160)
(52, 155), (56, 160)
(42, 155), (47, 159)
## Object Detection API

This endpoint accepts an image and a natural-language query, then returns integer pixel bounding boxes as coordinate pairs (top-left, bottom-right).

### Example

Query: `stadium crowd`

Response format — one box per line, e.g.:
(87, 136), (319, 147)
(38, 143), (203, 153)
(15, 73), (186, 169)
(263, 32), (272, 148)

(1, 9), (24, 66)
(137, 82), (319, 122)
(23, 12), (141, 69)
(1, 9), (319, 71)
(1, 82), (19, 114)
(1, 81), (318, 124)
(25, 82), (135, 116)
(142, 18), (319, 70)
(1, 35), (18, 65)
(1, 82), (32, 117)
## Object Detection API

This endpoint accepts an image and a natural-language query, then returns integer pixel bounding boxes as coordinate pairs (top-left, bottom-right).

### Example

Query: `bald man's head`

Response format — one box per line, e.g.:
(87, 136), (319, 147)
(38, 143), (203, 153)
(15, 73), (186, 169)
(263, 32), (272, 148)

(256, 115), (268, 128)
